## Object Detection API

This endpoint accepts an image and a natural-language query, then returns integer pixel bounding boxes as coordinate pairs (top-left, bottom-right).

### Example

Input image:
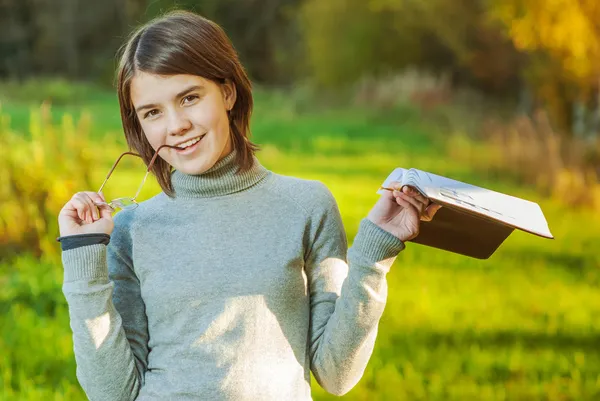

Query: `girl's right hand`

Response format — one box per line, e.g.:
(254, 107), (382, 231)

(58, 191), (115, 237)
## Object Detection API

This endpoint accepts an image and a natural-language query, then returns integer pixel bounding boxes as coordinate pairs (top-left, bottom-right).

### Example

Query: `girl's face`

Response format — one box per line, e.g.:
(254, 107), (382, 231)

(130, 72), (236, 175)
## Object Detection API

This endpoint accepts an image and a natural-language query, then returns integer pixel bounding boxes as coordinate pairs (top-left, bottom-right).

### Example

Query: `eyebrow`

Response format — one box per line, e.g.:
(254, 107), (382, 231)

(134, 85), (204, 113)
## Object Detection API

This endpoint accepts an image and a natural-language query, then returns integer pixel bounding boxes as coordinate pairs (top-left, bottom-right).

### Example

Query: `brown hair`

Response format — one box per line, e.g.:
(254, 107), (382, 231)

(116, 10), (260, 198)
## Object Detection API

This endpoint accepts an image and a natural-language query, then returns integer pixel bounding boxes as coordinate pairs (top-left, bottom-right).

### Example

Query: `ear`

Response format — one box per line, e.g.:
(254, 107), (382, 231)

(222, 79), (237, 111)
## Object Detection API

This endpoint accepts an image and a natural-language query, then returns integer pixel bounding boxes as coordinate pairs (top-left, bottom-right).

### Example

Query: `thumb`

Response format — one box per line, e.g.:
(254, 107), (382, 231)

(382, 180), (402, 198)
(97, 191), (115, 218)
(421, 203), (442, 221)
(380, 180), (402, 207)
(98, 204), (114, 220)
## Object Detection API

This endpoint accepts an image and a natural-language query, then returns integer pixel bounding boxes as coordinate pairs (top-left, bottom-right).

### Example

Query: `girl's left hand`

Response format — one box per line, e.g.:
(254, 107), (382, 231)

(367, 181), (442, 242)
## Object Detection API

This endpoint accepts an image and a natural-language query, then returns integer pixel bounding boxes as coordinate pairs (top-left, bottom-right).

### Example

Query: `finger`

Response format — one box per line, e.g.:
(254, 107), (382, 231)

(92, 192), (115, 215)
(421, 203), (442, 221)
(381, 181), (400, 200)
(402, 188), (432, 216)
(76, 193), (97, 222)
(402, 186), (429, 205)
(83, 191), (105, 206)
(58, 203), (80, 222)
(97, 203), (114, 219)
(394, 193), (422, 216)
(76, 192), (101, 221)
(393, 193), (418, 212)
(68, 196), (89, 223)
(95, 201), (116, 213)
(86, 192), (112, 219)
(395, 191), (426, 215)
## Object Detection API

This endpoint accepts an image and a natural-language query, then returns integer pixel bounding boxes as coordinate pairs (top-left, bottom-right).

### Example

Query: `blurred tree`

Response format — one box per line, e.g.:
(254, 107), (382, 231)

(0, 0), (36, 79)
(0, 0), (145, 84)
(489, 0), (600, 137)
(2, 0), (599, 139)
(300, 0), (521, 95)
(0, 0), (303, 85)
(181, 0), (304, 84)
(300, 0), (380, 86)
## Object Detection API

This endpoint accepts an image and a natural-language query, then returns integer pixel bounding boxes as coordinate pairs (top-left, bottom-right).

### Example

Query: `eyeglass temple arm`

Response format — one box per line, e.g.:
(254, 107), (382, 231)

(97, 144), (181, 198)
(97, 152), (142, 193)
(130, 144), (181, 201)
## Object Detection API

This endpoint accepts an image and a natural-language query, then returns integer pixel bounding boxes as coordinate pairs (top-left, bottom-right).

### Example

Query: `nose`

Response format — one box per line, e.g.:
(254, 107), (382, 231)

(167, 109), (192, 137)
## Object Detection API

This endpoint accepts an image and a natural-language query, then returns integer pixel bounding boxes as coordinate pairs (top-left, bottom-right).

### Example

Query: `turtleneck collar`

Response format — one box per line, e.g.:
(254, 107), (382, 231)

(170, 148), (270, 198)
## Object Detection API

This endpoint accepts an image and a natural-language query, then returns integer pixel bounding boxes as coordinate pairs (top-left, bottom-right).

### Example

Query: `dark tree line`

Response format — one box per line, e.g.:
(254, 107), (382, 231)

(2, 0), (599, 138)
(0, 0), (301, 85)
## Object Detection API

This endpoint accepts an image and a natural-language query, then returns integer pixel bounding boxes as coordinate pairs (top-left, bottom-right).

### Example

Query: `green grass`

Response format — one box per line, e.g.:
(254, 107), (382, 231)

(0, 79), (123, 141)
(2, 81), (600, 400)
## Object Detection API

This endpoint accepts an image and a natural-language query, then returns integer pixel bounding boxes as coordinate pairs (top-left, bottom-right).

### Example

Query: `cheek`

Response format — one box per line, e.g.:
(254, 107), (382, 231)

(213, 111), (229, 133)
(139, 122), (163, 149)
(193, 100), (228, 132)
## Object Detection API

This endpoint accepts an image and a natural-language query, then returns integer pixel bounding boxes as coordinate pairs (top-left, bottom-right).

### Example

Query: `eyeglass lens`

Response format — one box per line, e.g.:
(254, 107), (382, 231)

(110, 197), (138, 210)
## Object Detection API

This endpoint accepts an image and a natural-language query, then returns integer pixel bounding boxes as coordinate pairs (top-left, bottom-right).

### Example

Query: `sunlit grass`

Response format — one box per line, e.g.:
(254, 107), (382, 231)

(1, 82), (600, 400)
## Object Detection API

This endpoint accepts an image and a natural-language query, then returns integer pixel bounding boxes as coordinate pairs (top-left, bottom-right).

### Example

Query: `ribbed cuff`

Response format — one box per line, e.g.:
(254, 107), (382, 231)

(61, 244), (108, 282)
(57, 233), (111, 251)
(350, 218), (405, 264)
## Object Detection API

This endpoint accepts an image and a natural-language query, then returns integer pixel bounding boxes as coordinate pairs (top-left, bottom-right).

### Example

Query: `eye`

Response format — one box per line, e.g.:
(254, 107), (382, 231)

(144, 109), (160, 119)
(183, 94), (199, 104)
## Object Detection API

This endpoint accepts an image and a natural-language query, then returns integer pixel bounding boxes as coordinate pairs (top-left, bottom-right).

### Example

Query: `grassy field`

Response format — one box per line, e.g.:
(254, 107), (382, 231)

(1, 80), (600, 400)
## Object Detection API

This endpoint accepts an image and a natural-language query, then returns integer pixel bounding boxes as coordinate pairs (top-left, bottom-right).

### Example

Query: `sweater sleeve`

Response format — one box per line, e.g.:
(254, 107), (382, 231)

(305, 184), (405, 396)
(61, 212), (149, 401)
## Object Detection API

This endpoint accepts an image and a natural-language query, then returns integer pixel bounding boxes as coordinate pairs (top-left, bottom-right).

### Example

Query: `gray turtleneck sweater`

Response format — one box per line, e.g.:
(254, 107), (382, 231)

(60, 148), (406, 400)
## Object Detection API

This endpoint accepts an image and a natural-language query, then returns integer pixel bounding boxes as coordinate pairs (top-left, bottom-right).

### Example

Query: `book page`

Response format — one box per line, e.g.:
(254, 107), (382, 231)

(376, 168), (407, 193)
(377, 168), (553, 238)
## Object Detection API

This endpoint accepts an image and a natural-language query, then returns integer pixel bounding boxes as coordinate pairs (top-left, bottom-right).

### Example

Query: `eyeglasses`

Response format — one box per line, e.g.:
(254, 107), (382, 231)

(94, 144), (180, 212)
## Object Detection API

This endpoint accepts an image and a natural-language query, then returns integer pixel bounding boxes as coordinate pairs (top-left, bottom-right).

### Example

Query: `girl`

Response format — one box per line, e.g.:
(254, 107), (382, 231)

(57, 10), (440, 401)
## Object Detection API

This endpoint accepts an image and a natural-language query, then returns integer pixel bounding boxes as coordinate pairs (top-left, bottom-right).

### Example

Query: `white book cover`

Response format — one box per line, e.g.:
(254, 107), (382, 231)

(377, 168), (554, 239)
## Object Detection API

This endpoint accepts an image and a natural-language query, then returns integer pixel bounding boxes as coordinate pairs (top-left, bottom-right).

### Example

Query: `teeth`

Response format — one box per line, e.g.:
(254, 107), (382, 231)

(179, 136), (203, 148)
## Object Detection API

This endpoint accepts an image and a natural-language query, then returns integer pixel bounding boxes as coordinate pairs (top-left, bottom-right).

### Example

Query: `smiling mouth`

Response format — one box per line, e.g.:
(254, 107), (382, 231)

(176, 134), (206, 149)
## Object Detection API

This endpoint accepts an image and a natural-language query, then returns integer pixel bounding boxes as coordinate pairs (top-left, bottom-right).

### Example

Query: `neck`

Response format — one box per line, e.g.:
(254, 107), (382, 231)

(170, 148), (270, 198)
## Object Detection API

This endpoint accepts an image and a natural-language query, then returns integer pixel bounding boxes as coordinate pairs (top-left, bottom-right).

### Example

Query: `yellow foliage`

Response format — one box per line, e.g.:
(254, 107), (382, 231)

(490, 0), (600, 83)
(0, 104), (98, 260)
(453, 111), (600, 213)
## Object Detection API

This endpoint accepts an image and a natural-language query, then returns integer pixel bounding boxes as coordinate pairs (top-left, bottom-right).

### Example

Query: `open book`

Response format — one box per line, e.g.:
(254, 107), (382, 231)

(377, 168), (553, 259)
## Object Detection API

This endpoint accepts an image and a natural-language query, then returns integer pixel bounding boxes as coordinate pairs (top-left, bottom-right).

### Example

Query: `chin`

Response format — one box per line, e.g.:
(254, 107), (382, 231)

(177, 155), (218, 175)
